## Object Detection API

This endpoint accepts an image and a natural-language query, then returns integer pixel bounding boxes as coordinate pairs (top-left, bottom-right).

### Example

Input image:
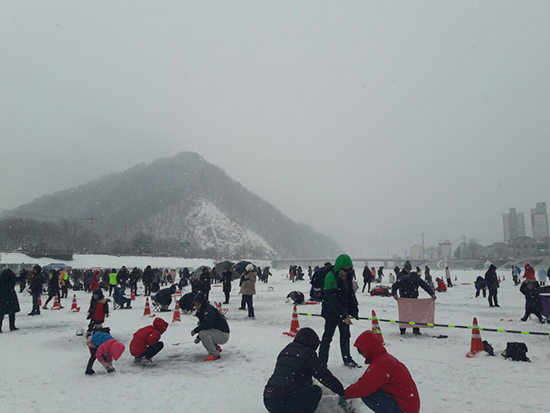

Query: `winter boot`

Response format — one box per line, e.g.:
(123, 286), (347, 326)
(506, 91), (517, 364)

(205, 354), (221, 361)
(85, 368), (95, 375)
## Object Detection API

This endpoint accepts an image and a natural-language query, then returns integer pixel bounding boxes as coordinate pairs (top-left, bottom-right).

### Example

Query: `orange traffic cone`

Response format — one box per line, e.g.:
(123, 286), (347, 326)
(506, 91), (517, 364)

(69, 294), (80, 312)
(51, 294), (61, 310)
(142, 297), (155, 318)
(172, 296), (181, 323)
(283, 305), (300, 337)
(454, 275), (458, 281)
(131, 289), (136, 301)
(372, 310), (384, 344)
(466, 317), (484, 358)
(38, 295), (42, 307)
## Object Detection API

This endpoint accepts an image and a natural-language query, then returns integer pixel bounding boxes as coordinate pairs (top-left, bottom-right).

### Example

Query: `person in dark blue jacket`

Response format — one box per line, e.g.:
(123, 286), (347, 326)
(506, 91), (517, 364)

(475, 276), (487, 298)
(113, 285), (132, 309)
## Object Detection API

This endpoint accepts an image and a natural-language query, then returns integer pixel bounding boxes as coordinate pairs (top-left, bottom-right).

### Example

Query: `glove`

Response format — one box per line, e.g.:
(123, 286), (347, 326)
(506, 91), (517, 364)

(106, 366), (115, 373)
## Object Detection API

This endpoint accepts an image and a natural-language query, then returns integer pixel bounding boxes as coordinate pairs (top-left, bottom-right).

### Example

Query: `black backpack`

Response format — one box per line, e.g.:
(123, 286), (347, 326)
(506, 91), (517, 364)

(311, 266), (332, 288)
(502, 342), (530, 362)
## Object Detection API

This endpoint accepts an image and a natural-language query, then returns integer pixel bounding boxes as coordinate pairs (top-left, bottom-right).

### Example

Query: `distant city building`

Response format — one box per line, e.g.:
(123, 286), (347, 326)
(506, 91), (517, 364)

(477, 242), (508, 259)
(530, 202), (549, 241)
(409, 244), (423, 260)
(503, 208), (526, 242)
(507, 236), (538, 259)
(438, 240), (452, 261)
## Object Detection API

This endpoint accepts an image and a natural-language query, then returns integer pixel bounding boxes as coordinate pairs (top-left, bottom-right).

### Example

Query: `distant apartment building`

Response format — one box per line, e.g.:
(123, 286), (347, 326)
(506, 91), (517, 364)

(438, 240), (452, 261)
(409, 244), (423, 260)
(507, 236), (538, 259)
(503, 208), (526, 242)
(530, 202), (549, 241)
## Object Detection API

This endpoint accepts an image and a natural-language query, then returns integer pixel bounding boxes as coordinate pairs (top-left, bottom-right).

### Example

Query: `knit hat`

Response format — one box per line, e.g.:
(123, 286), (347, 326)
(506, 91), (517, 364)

(404, 261), (412, 270)
(294, 327), (320, 350)
(246, 264), (254, 272)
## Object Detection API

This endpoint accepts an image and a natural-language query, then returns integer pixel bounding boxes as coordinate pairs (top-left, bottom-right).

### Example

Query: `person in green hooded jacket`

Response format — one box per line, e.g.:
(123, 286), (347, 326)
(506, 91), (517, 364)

(319, 254), (361, 368)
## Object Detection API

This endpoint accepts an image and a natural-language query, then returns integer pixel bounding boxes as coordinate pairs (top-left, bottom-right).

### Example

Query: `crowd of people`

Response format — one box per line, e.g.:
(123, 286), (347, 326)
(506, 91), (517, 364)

(1, 256), (549, 412)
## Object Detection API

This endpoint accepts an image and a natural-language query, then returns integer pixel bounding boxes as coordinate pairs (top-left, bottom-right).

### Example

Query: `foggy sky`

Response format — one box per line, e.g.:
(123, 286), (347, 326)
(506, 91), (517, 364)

(2, 1), (550, 258)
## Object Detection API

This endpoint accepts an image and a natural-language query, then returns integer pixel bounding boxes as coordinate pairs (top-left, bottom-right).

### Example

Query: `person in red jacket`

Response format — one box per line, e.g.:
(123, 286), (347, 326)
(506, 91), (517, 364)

(86, 288), (109, 336)
(524, 263), (535, 280)
(130, 317), (168, 365)
(344, 331), (420, 413)
(90, 269), (101, 292)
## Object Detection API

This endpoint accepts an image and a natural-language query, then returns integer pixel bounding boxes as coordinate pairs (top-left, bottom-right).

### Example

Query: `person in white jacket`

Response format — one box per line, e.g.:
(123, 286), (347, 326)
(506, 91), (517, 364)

(537, 267), (547, 286)
(445, 267), (453, 288)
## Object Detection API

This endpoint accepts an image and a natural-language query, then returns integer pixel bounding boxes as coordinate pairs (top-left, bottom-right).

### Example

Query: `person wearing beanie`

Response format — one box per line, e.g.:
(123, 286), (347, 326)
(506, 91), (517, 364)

(344, 330), (420, 413)
(239, 264), (257, 318)
(86, 288), (109, 336)
(191, 293), (230, 361)
(396, 261), (412, 281)
(85, 331), (125, 375)
(391, 262), (436, 335)
(130, 317), (169, 365)
(319, 254), (360, 368)
(264, 327), (344, 413)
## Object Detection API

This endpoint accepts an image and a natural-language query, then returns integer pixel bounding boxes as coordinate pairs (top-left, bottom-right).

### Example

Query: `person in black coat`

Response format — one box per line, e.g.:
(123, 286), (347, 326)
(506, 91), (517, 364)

(484, 264), (500, 308)
(153, 284), (176, 311)
(191, 293), (230, 361)
(28, 265), (43, 315)
(129, 267), (140, 296)
(43, 270), (63, 309)
(264, 327), (345, 413)
(0, 268), (20, 332)
(199, 268), (211, 301)
(142, 265), (154, 296)
(391, 261), (436, 335)
(221, 267), (232, 304)
(361, 266), (373, 293)
(18, 268), (28, 293)
(519, 279), (544, 323)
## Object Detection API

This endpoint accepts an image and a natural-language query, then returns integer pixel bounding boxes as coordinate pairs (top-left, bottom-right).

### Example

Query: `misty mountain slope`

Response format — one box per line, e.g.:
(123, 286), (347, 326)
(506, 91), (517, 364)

(142, 197), (275, 257)
(9, 152), (341, 258)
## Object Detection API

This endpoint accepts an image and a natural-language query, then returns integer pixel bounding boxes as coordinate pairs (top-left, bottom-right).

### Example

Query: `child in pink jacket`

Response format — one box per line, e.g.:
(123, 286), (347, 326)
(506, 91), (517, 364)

(85, 331), (125, 375)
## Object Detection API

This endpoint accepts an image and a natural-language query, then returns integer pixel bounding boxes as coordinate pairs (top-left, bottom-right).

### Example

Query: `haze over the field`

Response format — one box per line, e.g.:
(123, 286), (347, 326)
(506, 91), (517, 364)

(2, 1), (550, 256)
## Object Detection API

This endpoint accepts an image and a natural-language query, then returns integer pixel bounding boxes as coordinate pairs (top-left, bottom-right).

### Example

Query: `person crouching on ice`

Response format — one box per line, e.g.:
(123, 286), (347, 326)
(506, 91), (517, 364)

(85, 331), (125, 375)
(130, 317), (168, 365)
(344, 330), (420, 413)
(263, 327), (344, 413)
(190, 293), (230, 361)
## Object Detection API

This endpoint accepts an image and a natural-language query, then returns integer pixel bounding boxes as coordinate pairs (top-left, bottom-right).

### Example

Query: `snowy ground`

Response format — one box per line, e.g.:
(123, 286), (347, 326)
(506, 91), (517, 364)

(1, 257), (549, 413)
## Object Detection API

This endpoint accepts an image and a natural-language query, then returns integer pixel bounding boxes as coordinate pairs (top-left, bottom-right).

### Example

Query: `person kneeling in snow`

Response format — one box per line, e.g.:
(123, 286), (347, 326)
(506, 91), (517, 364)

(113, 285), (132, 309)
(191, 293), (230, 361)
(344, 330), (420, 413)
(85, 331), (125, 375)
(153, 284), (177, 312)
(435, 277), (447, 293)
(263, 327), (344, 413)
(130, 317), (168, 365)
